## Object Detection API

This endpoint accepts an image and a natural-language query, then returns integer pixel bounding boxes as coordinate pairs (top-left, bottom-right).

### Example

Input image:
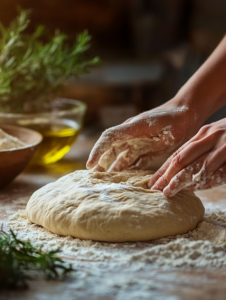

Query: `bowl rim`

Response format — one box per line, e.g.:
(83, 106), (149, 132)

(0, 98), (87, 118)
(0, 124), (43, 152)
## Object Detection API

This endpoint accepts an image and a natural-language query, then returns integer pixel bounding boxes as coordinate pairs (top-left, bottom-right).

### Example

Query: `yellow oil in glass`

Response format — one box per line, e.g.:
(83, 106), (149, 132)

(28, 119), (81, 165)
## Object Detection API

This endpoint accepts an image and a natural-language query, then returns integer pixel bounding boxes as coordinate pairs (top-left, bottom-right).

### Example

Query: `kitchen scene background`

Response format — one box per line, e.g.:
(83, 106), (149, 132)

(1, 0), (225, 135)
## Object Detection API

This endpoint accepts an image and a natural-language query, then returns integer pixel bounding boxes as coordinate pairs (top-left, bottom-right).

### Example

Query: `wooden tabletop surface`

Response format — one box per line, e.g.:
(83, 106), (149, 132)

(1, 134), (226, 300)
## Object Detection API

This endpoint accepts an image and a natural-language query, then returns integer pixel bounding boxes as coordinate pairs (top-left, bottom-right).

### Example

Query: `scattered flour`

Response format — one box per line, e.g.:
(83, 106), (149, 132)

(7, 204), (226, 269)
(0, 128), (26, 151)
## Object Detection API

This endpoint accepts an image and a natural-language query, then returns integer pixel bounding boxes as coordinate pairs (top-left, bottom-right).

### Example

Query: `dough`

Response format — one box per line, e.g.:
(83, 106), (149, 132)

(26, 170), (205, 242)
(0, 129), (26, 150)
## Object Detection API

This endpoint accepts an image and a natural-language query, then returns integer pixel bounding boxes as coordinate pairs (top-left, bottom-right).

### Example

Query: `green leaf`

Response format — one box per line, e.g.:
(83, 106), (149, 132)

(0, 229), (73, 289)
(0, 9), (100, 113)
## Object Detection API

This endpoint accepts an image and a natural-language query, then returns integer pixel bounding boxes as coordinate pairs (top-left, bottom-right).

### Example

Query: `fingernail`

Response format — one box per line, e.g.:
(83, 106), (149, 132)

(148, 181), (153, 189)
(148, 179), (153, 187)
(86, 161), (92, 168)
(92, 165), (105, 172)
(150, 184), (158, 190)
(163, 187), (174, 197)
(150, 177), (163, 190)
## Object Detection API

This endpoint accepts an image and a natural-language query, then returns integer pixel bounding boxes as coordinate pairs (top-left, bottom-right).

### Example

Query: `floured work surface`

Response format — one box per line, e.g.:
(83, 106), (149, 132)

(2, 169), (226, 300)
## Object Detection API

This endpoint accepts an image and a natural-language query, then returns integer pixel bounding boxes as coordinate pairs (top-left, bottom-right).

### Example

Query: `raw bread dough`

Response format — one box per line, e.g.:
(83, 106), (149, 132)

(26, 170), (205, 242)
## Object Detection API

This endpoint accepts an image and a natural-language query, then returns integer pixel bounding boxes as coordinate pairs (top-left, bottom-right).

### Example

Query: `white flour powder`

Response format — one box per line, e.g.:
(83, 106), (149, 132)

(97, 128), (176, 172)
(0, 128), (26, 150)
(7, 203), (226, 269)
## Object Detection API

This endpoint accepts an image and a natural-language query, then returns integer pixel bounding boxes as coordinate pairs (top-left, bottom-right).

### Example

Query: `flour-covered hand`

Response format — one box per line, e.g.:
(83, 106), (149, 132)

(149, 118), (226, 196)
(87, 101), (198, 172)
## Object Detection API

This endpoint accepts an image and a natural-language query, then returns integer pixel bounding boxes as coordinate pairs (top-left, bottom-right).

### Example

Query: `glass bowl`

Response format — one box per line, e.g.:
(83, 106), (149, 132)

(0, 99), (87, 165)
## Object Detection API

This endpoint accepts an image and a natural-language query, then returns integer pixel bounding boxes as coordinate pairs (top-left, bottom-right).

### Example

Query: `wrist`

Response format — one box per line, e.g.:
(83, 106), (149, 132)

(174, 85), (218, 126)
(164, 92), (208, 137)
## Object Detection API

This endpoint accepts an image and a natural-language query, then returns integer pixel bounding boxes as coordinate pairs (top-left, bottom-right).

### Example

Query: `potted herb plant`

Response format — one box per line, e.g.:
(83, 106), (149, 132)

(0, 9), (100, 165)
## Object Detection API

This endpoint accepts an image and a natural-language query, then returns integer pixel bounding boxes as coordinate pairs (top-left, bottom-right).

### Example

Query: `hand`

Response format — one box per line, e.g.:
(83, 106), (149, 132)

(149, 118), (226, 197)
(86, 100), (199, 172)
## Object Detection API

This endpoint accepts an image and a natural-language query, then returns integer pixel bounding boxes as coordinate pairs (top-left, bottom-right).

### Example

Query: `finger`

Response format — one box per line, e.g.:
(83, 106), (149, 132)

(87, 120), (176, 170)
(92, 141), (130, 171)
(92, 164), (105, 172)
(189, 163), (226, 191)
(133, 149), (173, 171)
(164, 143), (226, 196)
(163, 158), (206, 197)
(148, 138), (194, 188)
(148, 156), (173, 189)
(86, 127), (118, 169)
(110, 134), (175, 172)
(87, 122), (150, 169)
(108, 149), (139, 172)
(150, 134), (217, 191)
(185, 144), (226, 190)
(94, 138), (154, 172)
(127, 155), (149, 170)
(129, 154), (156, 170)
(86, 125), (129, 169)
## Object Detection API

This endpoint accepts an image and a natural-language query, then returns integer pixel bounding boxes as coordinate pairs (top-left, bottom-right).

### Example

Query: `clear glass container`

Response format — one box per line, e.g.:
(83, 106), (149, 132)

(0, 99), (87, 165)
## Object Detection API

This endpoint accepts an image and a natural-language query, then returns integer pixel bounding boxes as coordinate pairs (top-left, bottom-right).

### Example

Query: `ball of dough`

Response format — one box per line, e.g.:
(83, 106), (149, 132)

(26, 170), (205, 242)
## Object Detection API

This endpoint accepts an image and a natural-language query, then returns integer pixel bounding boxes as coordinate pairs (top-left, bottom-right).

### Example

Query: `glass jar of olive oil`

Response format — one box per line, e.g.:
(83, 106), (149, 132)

(0, 99), (86, 165)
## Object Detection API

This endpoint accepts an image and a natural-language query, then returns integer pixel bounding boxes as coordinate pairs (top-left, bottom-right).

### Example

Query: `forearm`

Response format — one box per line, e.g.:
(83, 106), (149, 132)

(173, 36), (226, 126)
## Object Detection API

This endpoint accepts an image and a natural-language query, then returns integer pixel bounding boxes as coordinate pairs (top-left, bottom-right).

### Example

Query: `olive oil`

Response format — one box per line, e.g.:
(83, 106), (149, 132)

(27, 119), (81, 165)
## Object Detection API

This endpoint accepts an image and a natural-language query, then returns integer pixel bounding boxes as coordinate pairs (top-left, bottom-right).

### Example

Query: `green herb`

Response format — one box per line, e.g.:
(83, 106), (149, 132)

(0, 229), (73, 289)
(0, 9), (100, 113)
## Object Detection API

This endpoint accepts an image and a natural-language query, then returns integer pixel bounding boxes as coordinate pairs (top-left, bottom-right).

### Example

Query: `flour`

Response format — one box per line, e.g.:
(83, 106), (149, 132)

(7, 203), (226, 269)
(169, 159), (226, 197)
(87, 104), (196, 174)
(97, 128), (175, 172)
(146, 105), (189, 126)
(0, 128), (26, 151)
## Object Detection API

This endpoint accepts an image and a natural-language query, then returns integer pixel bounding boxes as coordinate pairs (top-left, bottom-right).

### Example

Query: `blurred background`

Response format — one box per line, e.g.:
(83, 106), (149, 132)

(1, 0), (226, 129)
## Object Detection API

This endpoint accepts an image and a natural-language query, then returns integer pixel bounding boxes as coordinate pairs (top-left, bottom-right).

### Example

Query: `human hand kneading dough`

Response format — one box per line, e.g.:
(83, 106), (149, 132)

(149, 119), (226, 196)
(87, 103), (199, 172)
(87, 36), (226, 196)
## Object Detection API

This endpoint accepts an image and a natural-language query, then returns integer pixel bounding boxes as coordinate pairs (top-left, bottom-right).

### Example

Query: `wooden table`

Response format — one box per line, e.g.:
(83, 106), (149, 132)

(1, 134), (226, 300)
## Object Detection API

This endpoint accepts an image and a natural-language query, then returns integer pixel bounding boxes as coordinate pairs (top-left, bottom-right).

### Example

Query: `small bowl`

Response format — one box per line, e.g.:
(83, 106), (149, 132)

(0, 98), (87, 165)
(0, 124), (42, 189)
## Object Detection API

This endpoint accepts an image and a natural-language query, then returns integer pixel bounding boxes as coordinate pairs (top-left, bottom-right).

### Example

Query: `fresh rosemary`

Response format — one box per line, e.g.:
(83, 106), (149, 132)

(0, 9), (100, 113)
(0, 229), (73, 289)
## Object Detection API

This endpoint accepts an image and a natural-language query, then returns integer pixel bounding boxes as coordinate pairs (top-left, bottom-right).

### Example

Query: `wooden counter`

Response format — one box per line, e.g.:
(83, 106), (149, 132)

(1, 134), (226, 300)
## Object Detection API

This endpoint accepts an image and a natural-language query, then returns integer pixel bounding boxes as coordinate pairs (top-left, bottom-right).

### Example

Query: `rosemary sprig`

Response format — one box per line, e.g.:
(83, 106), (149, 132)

(0, 9), (100, 113)
(0, 229), (73, 289)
